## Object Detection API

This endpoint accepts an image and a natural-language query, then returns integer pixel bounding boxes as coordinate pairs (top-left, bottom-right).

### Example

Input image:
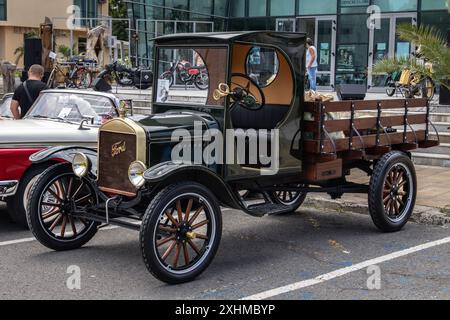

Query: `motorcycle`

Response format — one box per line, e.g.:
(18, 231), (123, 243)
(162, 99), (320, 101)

(93, 61), (153, 92)
(159, 60), (209, 90)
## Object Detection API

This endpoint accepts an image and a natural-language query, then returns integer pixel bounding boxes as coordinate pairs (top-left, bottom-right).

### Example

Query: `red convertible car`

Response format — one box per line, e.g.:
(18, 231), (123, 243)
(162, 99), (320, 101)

(0, 89), (125, 228)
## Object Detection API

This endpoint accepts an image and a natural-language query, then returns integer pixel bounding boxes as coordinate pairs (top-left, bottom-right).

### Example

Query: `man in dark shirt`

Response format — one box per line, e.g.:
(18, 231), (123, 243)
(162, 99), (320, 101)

(11, 64), (47, 119)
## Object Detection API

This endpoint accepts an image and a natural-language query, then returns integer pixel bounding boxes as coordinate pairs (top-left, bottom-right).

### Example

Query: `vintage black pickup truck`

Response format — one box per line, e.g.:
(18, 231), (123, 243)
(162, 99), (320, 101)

(26, 31), (439, 284)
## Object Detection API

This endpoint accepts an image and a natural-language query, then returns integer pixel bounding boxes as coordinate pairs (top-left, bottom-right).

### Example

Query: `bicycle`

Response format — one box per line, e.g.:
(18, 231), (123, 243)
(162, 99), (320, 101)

(46, 56), (94, 89)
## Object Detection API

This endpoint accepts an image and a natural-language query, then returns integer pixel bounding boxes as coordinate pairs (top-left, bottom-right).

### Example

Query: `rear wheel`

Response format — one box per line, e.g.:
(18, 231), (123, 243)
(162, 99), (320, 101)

(368, 152), (417, 233)
(194, 71), (209, 90)
(75, 69), (92, 89)
(421, 77), (435, 100)
(160, 72), (174, 88)
(270, 184), (308, 214)
(140, 182), (222, 284)
(27, 163), (98, 251)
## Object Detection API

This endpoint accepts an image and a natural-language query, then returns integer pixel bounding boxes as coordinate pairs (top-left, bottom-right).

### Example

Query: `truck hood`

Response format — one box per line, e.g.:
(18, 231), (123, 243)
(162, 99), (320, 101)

(137, 111), (220, 141)
(0, 119), (99, 148)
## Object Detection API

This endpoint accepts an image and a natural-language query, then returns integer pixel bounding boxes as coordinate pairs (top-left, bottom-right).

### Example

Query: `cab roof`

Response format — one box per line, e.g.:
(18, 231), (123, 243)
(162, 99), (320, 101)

(154, 31), (306, 47)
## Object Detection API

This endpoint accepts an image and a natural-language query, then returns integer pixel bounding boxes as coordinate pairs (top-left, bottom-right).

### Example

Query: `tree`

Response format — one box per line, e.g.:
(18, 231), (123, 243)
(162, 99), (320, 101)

(109, 0), (128, 41)
(373, 24), (450, 89)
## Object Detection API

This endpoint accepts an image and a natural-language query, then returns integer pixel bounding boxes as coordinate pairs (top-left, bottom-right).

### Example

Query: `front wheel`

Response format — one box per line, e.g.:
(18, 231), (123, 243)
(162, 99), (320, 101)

(368, 152), (417, 233)
(27, 163), (99, 251)
(140, 182), (222, 284)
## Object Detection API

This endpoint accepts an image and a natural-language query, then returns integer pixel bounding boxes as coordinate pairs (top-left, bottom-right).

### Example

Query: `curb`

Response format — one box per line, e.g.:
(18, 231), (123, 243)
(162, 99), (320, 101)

(304, 196), (450, 226)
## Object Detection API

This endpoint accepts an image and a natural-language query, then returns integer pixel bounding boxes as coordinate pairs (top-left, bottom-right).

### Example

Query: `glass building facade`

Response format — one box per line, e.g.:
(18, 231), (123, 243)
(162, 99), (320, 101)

(0, 0), (6, 21)
(126, 0), (449, 89)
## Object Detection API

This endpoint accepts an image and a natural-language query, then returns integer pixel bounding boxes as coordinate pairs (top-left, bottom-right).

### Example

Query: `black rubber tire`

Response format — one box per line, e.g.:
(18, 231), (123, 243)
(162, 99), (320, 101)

(140, 182), (222, 284)
(27, 163), (98, 251)
(368, 151), (417, 233)
(6, 164), (51, 229)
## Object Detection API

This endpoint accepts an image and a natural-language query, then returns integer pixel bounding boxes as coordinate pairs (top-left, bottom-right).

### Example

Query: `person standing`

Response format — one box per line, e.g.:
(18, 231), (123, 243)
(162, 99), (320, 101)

(10, 65), (47, 119)
(306, 38), (318, 91)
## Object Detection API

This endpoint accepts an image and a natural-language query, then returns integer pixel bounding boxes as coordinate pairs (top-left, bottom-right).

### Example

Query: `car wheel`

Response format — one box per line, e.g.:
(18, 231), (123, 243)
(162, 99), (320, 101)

(270, 184), (308, 215)
(6, 164), (51, 229)
(369, 152), (417, 233)
(27, 163), (99, 251)
(140, 182), (222, 284)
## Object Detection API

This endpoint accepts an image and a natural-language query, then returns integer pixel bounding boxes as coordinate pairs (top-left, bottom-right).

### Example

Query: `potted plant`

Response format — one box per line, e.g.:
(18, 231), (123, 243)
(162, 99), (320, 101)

(374, 24), (450, 104)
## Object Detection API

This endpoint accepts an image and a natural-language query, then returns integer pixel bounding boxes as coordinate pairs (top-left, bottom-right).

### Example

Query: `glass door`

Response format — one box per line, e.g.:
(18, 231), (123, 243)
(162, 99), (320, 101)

(276, 18), (296, 32)
(368, 14), (417, 89)
(297, 16), (337, 90)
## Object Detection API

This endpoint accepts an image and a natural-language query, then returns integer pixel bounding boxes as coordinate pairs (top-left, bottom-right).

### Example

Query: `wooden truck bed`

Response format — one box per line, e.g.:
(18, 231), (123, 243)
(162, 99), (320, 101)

(302, 98), (439, 182)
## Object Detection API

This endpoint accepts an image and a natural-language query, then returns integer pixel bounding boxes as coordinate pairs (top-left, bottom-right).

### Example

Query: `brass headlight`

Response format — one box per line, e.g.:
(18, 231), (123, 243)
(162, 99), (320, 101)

(72, 153), (91, 178)
(128, 161), (147, 188)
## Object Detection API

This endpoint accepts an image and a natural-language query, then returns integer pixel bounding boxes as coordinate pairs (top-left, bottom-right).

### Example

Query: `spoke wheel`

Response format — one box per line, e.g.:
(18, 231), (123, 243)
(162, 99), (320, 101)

(382, 164), (413, 223)
(141, 182), (222, 284)
(27, 163), (99, 251)
(369, 152), (417, 233)
(270, 184), (308, 214)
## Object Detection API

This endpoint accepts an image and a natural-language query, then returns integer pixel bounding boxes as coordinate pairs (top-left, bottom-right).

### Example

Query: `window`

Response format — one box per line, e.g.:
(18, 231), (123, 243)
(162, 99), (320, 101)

(249, 0), (267, 17)
(270, 0), (295, 16)
(214, 0), (228, 16)
(156, 47), (228, 106)
(190, 0), (213, 20)
(339, 0), (370, 14)
(421, 11), (450, 35)
(246, 47), (280, 87)
(372, 0), (417, 12)
(0, 0), (6, 21)
(230, 0), (246, 17)
(421, 0), (448, 11)
(298, 0), (337, 15)
(336, 14), (369, 85)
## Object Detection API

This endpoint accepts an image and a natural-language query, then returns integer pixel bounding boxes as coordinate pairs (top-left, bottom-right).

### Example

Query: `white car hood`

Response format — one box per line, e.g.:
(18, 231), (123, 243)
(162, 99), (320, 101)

(0, 119), (99, 148)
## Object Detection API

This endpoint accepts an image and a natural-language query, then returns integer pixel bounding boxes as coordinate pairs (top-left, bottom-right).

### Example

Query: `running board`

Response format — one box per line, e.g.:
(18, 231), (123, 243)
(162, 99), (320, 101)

(246, 203), (292, 217)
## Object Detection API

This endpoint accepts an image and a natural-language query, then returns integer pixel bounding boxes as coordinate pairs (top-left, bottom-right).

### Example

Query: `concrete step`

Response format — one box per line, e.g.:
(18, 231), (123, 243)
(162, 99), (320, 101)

(432, 122), (450, 133)
(412, 152), (450, 168)
(417, 143), (450, 155)
(430, 132), (450, 144)
(430, 113), (450, 123)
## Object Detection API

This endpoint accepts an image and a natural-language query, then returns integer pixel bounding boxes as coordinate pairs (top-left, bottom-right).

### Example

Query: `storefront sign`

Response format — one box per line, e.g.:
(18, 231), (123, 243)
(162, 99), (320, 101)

(341, 0), (370, 7)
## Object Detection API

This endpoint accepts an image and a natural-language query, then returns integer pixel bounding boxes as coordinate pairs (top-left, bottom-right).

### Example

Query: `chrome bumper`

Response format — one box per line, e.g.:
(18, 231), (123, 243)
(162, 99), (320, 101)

(0, 180), (19, 198)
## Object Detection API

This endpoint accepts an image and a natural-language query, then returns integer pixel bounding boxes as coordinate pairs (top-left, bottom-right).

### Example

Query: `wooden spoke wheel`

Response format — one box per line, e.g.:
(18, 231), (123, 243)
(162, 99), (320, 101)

(140, 182), (222, 284)
(369, 152), (417, 233)
(382, 164), (413, 222)
(27, 164), (99, 251)
(270, 184), (308, 214)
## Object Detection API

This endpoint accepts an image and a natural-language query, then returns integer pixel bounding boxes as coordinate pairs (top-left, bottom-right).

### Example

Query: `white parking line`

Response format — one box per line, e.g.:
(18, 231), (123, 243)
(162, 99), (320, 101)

(0, 237), (36, 247)
(242, 236), (450, 300)
(0, 226), (119, 248)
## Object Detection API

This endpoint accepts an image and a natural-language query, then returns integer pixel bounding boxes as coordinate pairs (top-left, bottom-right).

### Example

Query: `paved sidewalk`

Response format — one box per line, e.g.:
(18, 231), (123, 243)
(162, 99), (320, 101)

(340, 165), (450, 210)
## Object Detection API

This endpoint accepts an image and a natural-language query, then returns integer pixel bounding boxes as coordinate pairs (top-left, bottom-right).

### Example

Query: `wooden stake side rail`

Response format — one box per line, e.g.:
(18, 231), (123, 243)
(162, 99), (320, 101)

(302, 97), (439, 161)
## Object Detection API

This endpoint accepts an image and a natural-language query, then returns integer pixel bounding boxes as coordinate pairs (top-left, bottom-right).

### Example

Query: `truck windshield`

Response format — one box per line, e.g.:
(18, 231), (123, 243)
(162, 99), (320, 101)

(156, 47), (228, 107)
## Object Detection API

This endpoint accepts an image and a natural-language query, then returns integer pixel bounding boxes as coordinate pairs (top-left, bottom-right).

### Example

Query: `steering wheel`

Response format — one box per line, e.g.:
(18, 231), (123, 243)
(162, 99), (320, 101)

(229, 73), (266, 111)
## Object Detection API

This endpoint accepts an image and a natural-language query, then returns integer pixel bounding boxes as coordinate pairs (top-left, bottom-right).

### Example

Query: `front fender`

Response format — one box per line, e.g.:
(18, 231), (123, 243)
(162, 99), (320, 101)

(30, 146), (98, 175)
(144, 162), (242, 209)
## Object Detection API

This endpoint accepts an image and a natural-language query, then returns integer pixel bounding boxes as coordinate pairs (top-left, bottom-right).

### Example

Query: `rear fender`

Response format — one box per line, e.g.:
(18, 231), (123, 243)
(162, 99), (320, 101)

(144, 162), (242, 209)
(30, 146), (98, 175)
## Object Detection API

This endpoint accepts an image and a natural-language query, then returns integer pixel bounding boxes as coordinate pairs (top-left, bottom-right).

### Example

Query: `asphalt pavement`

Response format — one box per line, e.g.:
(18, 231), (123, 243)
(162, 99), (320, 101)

(0, 202), (449, 300)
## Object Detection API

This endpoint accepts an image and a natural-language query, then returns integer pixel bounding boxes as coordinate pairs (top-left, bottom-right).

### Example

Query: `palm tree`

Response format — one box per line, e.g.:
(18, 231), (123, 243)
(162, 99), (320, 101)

(373, 24), (450, 89)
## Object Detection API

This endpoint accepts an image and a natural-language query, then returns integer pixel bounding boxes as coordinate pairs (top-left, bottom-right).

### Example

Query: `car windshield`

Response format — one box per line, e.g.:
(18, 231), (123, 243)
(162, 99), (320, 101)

(0, 96), (13, 118)
(25, 92), (116, 125)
